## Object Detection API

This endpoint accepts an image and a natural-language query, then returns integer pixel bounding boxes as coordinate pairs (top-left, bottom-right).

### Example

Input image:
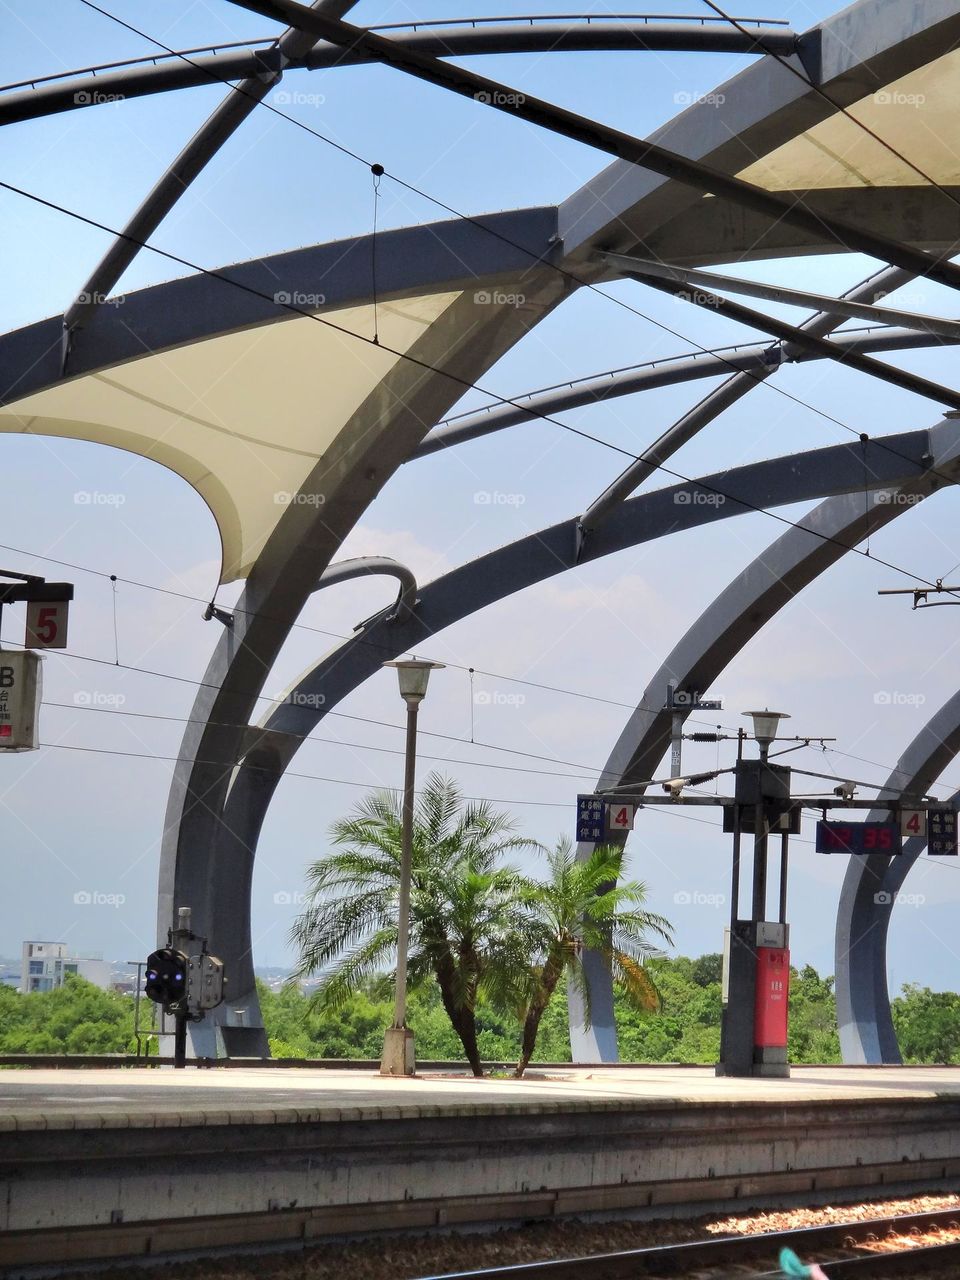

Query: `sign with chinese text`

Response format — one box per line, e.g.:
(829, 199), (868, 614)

(928, 807), (958, 856)
(0, 651), (41, 750)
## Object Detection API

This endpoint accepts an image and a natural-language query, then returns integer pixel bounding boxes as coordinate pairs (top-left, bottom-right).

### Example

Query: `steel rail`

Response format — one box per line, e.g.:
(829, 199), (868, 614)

(420, 1206), (960, 1279)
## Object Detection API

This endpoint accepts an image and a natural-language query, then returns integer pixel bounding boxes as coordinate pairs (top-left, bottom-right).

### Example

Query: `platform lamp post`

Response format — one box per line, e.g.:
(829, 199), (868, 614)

(380, 659), (445, 1077)
(719, 708), (793, 1079)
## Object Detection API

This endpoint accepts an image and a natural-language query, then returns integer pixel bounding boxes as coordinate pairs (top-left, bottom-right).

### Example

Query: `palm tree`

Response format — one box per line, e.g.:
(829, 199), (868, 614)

(514, 838), (673, 1077)
(290, 772), (535, 1075)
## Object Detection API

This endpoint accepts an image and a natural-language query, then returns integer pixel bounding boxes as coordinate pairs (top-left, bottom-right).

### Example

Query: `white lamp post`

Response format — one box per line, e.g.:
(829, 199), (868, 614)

(380, 658), (444, 1076)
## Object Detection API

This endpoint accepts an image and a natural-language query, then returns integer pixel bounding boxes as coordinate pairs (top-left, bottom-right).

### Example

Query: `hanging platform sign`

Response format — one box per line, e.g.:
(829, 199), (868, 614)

(0, 651), (42, 750)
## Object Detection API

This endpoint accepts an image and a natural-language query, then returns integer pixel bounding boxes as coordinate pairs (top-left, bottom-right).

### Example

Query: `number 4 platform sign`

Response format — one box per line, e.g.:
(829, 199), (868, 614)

(577, 795), (636, 842)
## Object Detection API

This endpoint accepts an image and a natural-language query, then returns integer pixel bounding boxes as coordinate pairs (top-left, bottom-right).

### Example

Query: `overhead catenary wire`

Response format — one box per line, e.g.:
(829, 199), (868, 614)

(6, 514), (960, 768)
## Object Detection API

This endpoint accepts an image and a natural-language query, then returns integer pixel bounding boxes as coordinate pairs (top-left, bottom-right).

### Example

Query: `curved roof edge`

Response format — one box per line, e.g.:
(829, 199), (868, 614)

(0, 205), (559, 406)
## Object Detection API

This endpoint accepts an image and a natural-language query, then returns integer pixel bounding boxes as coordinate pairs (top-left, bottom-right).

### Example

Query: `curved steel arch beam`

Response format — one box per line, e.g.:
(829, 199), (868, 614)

(578, 265), (918, 542)
(560, 0), (960, 260)
(564, 416), (960, 1059)
(0, 22), (798, 128)
(836, 689), (960, 1064)
(415, 326), (955, 458)
(0, 207), (560, 404)
(229, 0), (960, 298)
(63, 0), (358, 351)
(182, 428), (944, 1046)
(316, 556), (418, 622)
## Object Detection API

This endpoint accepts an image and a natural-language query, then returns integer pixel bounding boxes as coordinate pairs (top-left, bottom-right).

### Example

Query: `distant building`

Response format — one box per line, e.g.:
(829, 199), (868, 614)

(20, 942), (110, 993)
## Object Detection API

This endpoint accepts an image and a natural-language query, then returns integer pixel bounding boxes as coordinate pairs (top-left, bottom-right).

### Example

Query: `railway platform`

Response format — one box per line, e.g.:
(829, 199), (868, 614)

(3, 1064), (960, 1268)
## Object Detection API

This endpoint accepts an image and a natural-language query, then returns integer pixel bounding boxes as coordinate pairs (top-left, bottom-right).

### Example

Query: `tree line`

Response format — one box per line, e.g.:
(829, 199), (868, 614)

(2, 773), (955, 1066)
(2, 961), (957, 1066)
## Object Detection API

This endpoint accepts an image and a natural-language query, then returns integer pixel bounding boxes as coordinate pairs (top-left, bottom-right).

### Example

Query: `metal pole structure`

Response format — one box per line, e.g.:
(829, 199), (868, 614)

(729, 728), (744, 925)
(392, 696), (419, 1034)
(670, 710), (683, 778)
(778, 828), (789, 925)
(173, 1014), (187, 1069)
(171, 906), (192, 1071)
(380, 658), (442, 1075)
(751, 758), (769, 922)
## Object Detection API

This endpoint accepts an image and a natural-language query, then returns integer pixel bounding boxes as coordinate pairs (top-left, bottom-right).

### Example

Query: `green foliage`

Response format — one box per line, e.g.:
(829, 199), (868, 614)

(892, 983), (960, 1063)
(0, 977), (138, 1054)
(513, 839), (673, 1074)
(290, 772), (538, 1074)
(254, 952), (857, 1068)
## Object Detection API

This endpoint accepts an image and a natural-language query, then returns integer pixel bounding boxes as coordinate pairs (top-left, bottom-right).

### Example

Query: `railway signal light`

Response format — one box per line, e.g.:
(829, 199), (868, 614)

(144, 947), (188, 1011)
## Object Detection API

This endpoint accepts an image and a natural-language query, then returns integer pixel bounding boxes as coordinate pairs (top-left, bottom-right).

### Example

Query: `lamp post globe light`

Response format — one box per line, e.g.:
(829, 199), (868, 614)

(743, 709), (790, 759)
(380, 659), (445, 1076)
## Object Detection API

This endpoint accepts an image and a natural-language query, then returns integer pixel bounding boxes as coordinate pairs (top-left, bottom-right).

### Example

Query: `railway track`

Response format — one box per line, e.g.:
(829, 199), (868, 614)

(419, 1206), (960, 1278)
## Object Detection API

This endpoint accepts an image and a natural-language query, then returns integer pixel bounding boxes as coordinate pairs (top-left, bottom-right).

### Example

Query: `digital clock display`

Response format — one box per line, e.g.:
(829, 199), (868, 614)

(815, 821), (902, 855)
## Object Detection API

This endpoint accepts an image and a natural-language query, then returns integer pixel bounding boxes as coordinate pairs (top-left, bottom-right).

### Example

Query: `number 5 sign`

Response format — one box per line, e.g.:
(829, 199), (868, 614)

(607, 803), (635, 832)
(25, 600), (69, 649)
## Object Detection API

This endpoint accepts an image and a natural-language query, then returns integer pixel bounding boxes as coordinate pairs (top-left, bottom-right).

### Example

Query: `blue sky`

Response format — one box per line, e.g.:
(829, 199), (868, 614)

(2, 0), (960, 1002)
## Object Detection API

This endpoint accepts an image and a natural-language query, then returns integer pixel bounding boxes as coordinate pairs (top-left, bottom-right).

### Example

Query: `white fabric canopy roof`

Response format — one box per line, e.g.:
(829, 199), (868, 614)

(739, 49), (960, 191)
(0, 290), (460, 580)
